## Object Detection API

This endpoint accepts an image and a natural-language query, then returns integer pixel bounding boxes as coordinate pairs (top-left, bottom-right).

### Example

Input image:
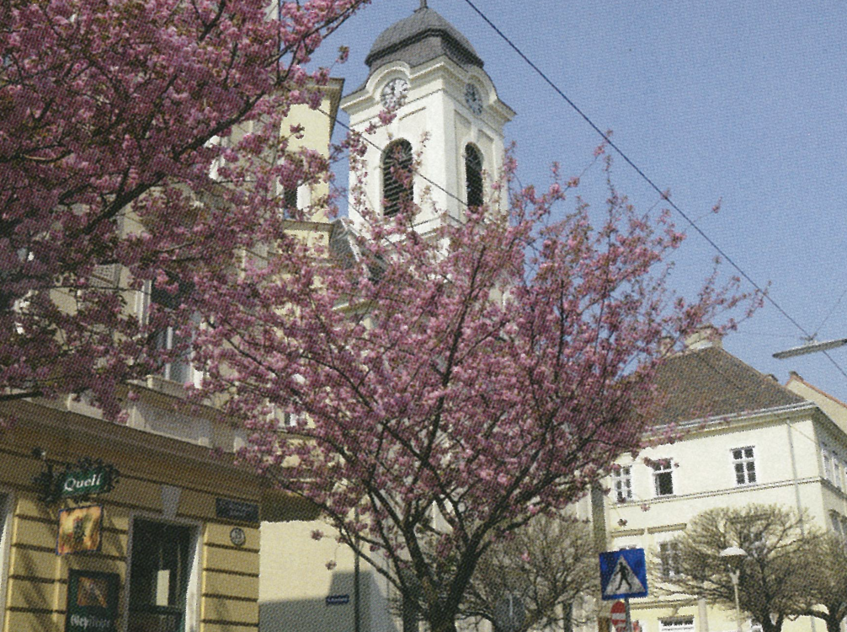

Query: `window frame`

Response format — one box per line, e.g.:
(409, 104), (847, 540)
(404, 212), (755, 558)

(731, 446), (757, 486)
(652, 459), (674, 497)
(833, 511), (844, 537)
(141, 278), (197, 386)
(124, 514), (201, 632)
(613, 465), (633, 503)
(0, 491), (12, 631)
(283, 185), (299, 218)
(658, 540), (681, 580)
(659, 617), (694, 632)
(822, 443), (835, 483)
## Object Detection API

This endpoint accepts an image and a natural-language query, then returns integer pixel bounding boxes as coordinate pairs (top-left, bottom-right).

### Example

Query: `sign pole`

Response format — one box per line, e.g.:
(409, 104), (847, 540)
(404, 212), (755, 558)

(625, 598), (632, 632)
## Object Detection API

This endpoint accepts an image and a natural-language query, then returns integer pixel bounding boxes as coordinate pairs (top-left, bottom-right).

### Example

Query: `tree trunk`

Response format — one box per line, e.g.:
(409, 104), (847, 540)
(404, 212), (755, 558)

(427, 610), (458, 632)
(562, 602), (574, 632)
(760, 614), (783, 632)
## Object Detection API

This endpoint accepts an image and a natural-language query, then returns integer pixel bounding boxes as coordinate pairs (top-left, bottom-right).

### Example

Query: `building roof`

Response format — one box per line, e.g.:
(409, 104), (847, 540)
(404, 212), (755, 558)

(364, 5), (484, 72)
(650, 345), (805, 426)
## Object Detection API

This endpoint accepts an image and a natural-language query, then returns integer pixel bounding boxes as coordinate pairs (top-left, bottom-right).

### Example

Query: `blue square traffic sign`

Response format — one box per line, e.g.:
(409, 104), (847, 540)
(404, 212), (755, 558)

(599, 549), (648, 600)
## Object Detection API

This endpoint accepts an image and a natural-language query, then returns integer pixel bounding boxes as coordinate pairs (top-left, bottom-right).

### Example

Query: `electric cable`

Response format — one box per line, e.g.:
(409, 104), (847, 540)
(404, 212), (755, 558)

(319, 107), (759, 396)
(459, 0), (847, 382)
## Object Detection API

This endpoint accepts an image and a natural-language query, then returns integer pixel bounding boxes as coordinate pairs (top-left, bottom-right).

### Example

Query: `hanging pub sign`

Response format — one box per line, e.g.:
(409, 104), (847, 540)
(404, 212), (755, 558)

(32, 453), (119, 505)
(66, 569), (119, 632)
(57, 505), (103, 555)
(61, 464), (114, 499)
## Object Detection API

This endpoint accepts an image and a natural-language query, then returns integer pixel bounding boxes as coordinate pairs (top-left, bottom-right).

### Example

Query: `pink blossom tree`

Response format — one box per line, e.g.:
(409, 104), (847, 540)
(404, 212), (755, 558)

(194, 148), (751, 632)
(0, 0), (368, 418)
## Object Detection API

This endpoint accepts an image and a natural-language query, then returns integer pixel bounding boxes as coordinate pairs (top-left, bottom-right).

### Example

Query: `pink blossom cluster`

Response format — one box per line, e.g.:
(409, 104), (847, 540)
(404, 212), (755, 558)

(191, 150), (751, 628)
(0, 0), (369, 418)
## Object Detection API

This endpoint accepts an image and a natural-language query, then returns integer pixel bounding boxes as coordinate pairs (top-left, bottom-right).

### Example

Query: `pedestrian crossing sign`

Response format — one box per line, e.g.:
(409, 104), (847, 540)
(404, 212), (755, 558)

(599, 549), (648, 600)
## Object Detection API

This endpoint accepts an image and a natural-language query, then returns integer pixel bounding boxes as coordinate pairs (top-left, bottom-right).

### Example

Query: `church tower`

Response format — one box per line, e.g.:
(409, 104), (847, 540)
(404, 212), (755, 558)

(341, 0), (514, 234)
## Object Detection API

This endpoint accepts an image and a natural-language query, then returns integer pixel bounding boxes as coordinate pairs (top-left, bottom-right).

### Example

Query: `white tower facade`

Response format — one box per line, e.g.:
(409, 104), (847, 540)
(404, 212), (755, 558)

(341, 2), (515, 235)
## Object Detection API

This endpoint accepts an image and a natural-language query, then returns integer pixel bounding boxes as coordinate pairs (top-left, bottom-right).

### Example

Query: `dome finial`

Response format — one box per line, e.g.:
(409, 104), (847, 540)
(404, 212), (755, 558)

(418, 0), (428, 10)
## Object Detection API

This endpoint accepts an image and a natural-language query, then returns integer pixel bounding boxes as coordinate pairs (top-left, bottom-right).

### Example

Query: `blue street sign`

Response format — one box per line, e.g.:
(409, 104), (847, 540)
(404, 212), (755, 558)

(599, 549), (648, 600)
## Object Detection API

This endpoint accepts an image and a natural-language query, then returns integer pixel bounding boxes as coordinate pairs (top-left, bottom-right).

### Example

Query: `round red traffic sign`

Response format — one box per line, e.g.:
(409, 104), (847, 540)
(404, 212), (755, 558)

(610, 600), (626, 632)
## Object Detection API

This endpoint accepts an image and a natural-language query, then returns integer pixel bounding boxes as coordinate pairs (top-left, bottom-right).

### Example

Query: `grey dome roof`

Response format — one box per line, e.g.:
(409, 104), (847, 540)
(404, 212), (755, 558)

(365, 7), (483, 72)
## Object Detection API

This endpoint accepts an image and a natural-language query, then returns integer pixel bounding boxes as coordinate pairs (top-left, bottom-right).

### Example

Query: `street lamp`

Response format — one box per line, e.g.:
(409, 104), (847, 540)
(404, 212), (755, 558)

(773, 337), (847, 359)
(720, 546), (747, 632)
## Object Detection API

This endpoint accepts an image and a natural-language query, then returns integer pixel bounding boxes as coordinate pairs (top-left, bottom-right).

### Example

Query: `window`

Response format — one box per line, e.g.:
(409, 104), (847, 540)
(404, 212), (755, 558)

(652, 460), (674, 497)
(658, 541), (681, 580)
(832, 512), (843, 536)
(283, 185), (299, 218)
(659, 618), (694, 632)
(823, 444), (835, 483)
(465, 144), (483, 208)
(149, 277), (195, 384)
(382, 140), (414, 216)
(128, 519), (195, 632)
(732, 447), (756, 485)
(613, 466), (632, 503)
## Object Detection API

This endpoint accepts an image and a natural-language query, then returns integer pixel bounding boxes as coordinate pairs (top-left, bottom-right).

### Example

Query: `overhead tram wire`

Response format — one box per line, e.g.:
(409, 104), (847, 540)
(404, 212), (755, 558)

(459, 0), (821, 345)
(315, 106), (759, 396)
(462, 0), (847, 384)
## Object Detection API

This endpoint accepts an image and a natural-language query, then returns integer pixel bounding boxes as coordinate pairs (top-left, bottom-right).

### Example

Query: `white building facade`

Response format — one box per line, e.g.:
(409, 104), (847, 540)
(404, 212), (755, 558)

(600, 335), (847, 632)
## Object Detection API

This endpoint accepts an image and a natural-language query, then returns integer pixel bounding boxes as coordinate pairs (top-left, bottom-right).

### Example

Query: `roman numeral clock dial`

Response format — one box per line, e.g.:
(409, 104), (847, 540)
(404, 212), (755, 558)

(464, 83), (483, 115)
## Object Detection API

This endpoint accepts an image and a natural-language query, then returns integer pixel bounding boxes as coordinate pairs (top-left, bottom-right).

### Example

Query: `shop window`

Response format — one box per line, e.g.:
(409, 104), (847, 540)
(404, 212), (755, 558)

(652, 460), (674, 497)
(465, 144), (483, 208)
(128, 519), (195, 632)
(732, 447), (756, 485)
(382, 140), (414, 217)
(613, 466), (632, 503)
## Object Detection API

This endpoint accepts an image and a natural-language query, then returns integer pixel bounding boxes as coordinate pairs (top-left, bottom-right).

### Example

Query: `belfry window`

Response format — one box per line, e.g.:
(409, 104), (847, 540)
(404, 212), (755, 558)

(465, 144), (483, 208)
(382, 140), (414, 216)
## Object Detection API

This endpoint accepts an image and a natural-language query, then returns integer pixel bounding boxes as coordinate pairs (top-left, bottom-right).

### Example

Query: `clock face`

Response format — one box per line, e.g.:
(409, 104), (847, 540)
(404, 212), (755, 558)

(465, 83), (483, 115)
(229, 527), (246, 547)
(381, 78), (409, 109)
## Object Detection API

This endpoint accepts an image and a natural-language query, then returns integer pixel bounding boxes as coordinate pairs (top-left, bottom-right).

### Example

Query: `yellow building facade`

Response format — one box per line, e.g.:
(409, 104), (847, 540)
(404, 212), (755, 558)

(0, 82), (343, 632)
(0, 396), (272, 632)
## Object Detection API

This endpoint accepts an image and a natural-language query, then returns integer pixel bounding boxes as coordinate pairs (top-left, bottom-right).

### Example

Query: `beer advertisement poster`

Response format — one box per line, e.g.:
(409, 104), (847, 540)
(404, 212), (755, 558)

(65, 570), (119, 632)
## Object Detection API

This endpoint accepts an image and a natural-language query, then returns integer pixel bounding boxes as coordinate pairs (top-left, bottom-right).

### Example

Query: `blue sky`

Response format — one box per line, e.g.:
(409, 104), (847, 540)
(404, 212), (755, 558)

(316, 0), (847, 402)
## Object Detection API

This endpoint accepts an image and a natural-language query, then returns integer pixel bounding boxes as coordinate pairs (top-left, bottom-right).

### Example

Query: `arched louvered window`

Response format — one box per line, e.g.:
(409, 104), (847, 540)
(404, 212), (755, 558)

(465, 144), (483, 208)
(383, 140), (414, 216)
